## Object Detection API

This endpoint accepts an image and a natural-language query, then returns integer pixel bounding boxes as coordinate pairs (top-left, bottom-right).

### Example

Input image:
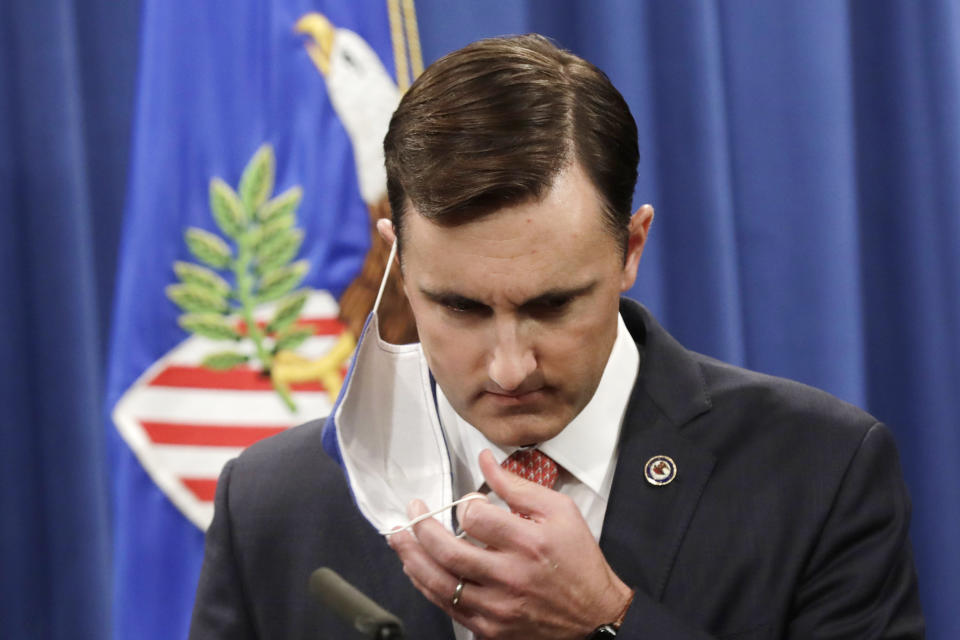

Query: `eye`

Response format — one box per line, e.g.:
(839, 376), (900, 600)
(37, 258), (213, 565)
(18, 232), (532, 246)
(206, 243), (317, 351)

(433, 295), (488, 316)
(445, 299), (482, 313)
(532, 295), (572, 313)
(523, 295), (575, 320)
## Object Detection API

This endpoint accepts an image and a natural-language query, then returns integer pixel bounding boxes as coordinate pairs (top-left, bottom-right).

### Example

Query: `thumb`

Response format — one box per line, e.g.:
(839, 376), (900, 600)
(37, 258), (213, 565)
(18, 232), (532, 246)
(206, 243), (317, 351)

(478, 449), (550, 517)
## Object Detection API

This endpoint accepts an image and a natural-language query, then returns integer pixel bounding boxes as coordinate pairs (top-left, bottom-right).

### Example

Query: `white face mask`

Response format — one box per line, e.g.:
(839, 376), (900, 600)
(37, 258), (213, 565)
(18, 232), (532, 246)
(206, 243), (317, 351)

(322, 242), (480, 536)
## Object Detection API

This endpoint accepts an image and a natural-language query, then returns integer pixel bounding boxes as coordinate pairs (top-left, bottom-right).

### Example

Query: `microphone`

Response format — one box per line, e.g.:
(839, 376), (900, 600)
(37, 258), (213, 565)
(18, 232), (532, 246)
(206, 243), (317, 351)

(309, 567), (406, 639)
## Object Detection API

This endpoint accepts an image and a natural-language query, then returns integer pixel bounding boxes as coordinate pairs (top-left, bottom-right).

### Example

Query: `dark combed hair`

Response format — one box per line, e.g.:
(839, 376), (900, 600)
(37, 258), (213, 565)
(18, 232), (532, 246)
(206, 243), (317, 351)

(384, 34), (639, 256)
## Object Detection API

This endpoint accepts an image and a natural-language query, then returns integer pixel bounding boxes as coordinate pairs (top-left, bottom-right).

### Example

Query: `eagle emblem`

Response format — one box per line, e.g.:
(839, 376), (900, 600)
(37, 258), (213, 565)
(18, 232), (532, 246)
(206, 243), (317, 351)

(644, 455), (677, 486)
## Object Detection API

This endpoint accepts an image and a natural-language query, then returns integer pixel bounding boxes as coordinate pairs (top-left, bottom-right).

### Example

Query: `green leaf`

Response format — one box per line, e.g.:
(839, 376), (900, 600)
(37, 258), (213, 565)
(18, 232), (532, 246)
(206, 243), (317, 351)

(178, 313), (241, 340)
(239, 144), (275, 213)
(209, 178), (248, 238)
(257, 260), (309, 302)
(257, 185), (302, 223)
(266, 291), (308, 334)
(166, 283), (229, 313)
(201, 351), (249, 370)
(273, 326), (313, 352)
(251, 213), (296, 257)
(185, 227), (233, 269)
(258, 212), (296, 248)
(173, 262), (231, 297)
(242, 226), (263, 251)
(257, 229), (304, 273)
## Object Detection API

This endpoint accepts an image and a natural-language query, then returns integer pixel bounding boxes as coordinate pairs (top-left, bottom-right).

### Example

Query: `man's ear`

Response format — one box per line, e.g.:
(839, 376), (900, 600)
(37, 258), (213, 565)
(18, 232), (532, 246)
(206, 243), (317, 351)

(620, 204), (654, 292)
(376, 218), (403, 278)
(376, 218), (396, 245)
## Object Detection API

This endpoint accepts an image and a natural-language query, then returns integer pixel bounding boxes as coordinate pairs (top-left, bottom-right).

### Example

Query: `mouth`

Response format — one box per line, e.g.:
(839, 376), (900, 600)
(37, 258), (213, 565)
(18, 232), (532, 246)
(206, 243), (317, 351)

(482, 388), (546, 406)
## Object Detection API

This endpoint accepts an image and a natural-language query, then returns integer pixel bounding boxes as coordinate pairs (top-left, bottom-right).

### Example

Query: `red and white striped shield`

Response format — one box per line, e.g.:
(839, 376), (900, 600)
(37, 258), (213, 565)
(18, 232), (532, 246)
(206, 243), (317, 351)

(112, 290), (346, 529)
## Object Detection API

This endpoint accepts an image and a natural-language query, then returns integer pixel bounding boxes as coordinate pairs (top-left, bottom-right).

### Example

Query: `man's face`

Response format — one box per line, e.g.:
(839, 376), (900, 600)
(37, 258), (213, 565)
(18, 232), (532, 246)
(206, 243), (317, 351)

(397, 162), (649, 447)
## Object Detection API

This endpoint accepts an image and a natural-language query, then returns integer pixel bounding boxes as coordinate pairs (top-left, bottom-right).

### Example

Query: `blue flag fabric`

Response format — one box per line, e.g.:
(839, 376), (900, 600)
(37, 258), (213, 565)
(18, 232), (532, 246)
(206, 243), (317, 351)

(106, 2), (401, 638)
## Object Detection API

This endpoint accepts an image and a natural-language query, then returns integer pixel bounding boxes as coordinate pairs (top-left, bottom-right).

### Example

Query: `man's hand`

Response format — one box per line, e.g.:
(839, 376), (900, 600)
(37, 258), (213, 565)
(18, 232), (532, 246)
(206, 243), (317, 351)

(388, 449), (633, 639)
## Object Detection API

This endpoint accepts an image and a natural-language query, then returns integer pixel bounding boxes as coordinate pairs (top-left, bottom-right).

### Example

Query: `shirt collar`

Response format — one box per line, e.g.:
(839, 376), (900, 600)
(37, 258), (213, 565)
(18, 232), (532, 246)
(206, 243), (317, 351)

(437, 312), (640, 496)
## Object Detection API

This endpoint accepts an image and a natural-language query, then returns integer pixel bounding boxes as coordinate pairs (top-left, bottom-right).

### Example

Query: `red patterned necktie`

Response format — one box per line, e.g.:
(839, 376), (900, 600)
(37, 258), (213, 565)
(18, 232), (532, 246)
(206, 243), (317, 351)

(501, 448), (560, 490)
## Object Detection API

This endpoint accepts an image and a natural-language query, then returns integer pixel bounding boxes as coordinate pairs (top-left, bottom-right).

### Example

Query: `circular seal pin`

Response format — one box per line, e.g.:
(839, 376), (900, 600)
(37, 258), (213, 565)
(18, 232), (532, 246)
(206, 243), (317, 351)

(644, 455), (677, 486)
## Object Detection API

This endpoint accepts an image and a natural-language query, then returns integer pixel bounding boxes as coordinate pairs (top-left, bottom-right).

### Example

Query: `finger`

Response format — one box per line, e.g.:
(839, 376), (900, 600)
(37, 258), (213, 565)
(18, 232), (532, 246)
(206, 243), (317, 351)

(409, 499), (508, 582)
(395, 532), (500, 632)
(455, 492), (489, 527)
(479, 449), (558, 518)
(391, 522), (464, 606)
(411, 569), (508, 634)
(407, 497), (427, 520)
(385, 526), (417, 553)
(410, 573), (491, 634)
(456, 497), (539, 552)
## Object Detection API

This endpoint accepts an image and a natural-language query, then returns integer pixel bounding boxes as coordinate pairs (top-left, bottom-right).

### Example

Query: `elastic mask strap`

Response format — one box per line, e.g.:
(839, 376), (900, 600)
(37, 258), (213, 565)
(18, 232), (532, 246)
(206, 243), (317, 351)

(372, 239), (398, 316)
(379, 494), (486, 537)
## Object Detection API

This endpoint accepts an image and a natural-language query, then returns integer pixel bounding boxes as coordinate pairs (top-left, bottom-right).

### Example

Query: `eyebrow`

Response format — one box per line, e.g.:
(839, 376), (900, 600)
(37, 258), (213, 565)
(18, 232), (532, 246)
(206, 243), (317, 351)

(419, 281), (598, 308)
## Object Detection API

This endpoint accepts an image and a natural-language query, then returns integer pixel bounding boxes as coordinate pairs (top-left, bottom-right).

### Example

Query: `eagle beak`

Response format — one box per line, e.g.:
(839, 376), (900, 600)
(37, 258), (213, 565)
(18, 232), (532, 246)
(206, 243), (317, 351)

(295, 12), (335, 76)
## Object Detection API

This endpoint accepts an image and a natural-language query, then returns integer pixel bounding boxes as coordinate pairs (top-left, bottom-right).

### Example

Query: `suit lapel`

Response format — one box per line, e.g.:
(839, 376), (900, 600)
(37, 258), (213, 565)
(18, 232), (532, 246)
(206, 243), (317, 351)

(600, 301), (717, 601)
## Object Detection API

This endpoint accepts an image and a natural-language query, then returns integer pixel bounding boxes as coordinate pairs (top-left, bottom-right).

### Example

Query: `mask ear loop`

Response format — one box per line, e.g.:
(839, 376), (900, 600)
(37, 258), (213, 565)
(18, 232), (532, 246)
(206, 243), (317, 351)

(380, 494), (486, 537)
(372, 239), (398, 316)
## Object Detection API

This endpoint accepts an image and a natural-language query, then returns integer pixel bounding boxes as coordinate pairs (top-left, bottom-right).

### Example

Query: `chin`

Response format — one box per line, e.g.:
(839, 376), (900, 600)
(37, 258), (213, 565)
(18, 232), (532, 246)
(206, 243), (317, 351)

(471, 412), (569, 447)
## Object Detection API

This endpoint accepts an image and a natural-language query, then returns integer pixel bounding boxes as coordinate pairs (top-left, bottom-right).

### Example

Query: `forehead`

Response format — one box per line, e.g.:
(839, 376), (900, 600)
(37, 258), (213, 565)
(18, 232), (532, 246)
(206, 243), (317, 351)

(400, 163), (622, 299)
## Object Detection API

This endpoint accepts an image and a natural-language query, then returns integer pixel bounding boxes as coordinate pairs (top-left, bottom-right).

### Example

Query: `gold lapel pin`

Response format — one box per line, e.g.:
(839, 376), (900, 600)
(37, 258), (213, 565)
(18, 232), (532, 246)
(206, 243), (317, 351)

(644, 455), (677, 486)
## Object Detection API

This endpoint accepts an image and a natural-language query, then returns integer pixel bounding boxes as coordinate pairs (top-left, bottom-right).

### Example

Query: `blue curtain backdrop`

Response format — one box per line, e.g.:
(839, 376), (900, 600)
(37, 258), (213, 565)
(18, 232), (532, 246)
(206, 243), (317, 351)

(416, 3), (960, 634)
(2, 1), (959, 638)
(0, 0), (139, 638)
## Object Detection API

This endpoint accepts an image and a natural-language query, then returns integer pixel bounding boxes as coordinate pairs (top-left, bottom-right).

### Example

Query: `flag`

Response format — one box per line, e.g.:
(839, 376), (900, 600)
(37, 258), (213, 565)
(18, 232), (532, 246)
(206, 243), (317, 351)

(105, 1), (421, 637)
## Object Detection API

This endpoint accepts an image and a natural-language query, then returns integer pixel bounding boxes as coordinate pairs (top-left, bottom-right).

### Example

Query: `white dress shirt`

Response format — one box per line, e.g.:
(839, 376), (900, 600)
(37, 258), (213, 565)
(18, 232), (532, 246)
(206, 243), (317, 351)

(436, 313), (640, 640)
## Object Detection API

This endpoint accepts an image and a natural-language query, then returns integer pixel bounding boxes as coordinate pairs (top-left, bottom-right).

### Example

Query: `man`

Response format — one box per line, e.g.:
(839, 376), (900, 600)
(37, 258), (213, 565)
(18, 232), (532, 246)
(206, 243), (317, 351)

(191, 35), (923, 639)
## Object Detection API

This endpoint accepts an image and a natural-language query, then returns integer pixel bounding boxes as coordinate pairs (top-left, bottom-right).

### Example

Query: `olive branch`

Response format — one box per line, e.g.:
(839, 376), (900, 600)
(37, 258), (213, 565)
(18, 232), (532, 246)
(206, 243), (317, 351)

(166, 144), (310, 411)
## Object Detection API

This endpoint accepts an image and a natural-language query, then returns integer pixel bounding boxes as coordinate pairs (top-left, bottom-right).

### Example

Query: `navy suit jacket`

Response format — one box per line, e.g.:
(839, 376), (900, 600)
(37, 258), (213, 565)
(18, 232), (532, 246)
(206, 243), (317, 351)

(190, 300), (923, 639)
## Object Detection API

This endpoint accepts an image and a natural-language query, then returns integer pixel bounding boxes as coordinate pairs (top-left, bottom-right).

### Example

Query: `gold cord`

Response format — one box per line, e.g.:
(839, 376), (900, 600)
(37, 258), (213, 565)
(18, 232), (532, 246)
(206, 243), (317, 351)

(388, 0), (423, 92)
(401, 0), (424, 79)
(387, 0), (410, 92)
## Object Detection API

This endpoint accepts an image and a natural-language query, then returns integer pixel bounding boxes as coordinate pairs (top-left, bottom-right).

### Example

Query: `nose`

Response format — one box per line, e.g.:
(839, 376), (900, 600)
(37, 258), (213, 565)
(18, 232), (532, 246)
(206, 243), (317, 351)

(487, 321), (536, 392)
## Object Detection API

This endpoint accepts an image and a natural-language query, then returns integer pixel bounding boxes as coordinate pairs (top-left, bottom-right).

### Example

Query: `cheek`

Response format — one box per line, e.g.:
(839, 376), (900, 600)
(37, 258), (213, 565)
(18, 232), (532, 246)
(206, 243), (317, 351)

(538, 326), (600, 380)
(412, 309), (480, 381)
(537, 300), (619, 381)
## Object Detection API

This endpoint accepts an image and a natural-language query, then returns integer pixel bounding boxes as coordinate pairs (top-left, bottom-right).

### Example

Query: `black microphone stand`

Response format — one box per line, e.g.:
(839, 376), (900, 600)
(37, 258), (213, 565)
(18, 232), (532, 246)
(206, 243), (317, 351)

(310, 567), (406, 639)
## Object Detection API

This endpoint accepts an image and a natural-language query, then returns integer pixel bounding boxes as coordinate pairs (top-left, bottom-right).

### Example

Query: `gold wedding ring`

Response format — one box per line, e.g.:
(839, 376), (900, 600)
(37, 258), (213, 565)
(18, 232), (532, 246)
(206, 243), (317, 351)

(451, 579), (465, 607)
